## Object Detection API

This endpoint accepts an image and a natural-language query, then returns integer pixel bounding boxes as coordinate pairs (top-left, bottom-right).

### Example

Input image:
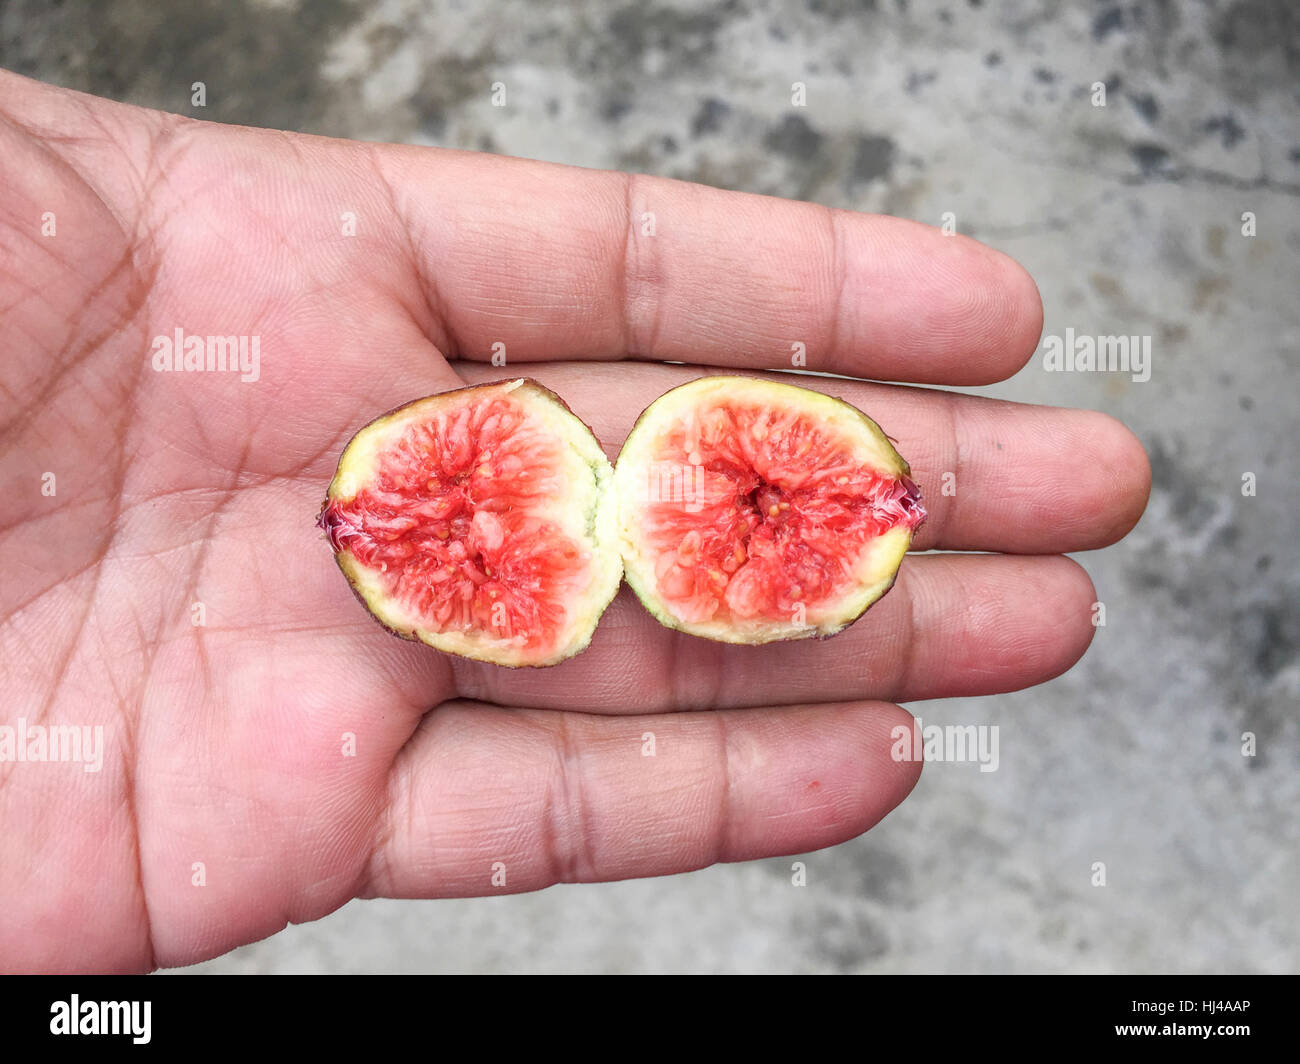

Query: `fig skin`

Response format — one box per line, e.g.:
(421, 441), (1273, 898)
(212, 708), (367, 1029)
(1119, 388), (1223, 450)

(612, 374), (926, 646)
(318, 378), (623, 668)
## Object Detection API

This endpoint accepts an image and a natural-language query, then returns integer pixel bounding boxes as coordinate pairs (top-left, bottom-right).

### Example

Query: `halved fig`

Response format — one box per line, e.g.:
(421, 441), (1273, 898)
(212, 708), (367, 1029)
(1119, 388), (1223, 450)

(318, 379), (622, 667)
(613, 376), (926, 644)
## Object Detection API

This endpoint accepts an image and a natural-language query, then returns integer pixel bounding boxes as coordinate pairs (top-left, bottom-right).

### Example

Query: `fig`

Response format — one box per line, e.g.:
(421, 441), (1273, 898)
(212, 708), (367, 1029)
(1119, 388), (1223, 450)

(612, 376), (926, 644)
(318, 378), (622, 667)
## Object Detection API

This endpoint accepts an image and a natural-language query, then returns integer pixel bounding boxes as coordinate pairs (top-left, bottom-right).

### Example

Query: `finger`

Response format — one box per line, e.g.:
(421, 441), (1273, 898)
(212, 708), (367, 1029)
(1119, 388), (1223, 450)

(364, 699), (920, 898)
(450, 553), (1097, 714)
(375, 145), (1041, 384)
(456, 361), (1153, 555)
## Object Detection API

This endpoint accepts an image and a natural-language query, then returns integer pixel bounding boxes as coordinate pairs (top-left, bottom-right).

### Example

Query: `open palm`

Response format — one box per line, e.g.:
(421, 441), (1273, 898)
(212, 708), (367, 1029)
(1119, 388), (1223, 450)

(0, 71), (1149, 972)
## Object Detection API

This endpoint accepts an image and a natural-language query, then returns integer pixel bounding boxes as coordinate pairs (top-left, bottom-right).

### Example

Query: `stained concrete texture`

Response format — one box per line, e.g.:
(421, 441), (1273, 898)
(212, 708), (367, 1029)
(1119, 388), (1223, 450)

(3, 0), (1295, 972)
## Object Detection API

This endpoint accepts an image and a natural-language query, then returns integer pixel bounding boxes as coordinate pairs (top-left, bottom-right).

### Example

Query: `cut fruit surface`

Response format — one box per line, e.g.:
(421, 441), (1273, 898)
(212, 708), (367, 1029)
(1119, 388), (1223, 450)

(318, 379), (622, 667)
(613, 376), (926, 644)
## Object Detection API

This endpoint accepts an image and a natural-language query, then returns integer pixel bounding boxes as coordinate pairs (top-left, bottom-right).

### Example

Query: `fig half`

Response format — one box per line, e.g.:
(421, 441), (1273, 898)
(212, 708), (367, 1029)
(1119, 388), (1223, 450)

(318, 378), (622, 667)
(612, 376), (926, 644)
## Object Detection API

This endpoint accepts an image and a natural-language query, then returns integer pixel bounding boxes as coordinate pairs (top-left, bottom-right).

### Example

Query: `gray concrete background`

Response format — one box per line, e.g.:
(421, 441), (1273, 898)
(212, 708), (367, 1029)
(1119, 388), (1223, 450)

(4, 0), (1295, 973)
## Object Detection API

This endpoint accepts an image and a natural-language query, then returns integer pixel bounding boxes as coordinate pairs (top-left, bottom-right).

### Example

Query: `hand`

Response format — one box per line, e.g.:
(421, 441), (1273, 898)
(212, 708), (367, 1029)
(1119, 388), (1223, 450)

(0, 70), (1149, 972)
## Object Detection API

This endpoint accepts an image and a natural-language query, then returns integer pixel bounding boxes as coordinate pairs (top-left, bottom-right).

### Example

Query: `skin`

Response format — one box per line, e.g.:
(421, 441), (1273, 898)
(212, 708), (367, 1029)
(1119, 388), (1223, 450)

(0, 70), (1151, 973)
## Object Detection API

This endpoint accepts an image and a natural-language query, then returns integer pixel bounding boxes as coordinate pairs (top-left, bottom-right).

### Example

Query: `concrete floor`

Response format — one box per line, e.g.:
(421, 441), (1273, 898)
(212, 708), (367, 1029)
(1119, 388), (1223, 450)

(4, 0), (1295, 972)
